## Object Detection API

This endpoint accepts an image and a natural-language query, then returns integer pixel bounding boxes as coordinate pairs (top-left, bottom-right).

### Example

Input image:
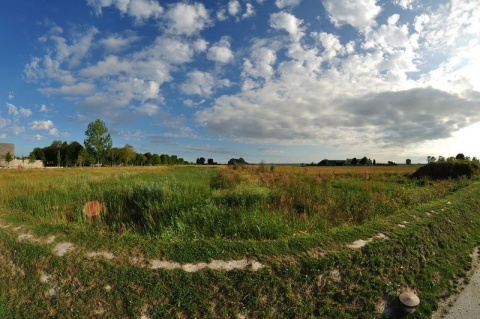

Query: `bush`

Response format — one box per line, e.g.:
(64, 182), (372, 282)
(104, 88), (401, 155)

(412, 162), (480, 179)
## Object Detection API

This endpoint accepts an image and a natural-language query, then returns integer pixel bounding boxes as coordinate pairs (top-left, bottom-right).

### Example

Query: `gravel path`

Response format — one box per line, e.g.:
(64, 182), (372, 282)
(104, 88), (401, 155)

(441, 263), (480, 319)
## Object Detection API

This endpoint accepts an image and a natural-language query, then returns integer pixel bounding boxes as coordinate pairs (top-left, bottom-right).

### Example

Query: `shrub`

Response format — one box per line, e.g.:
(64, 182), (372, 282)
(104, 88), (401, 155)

(411, 162), (480, 180)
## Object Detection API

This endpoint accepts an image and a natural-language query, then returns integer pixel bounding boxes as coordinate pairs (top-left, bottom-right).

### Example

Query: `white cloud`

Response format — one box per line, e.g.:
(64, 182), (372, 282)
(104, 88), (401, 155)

(181, 71), (231, 97)
(207, 37), (234, 64)
(275, 0), (302, 9)
(216, 9), (228, 21)
(39, 82), (95, 95)
(6, 103), (19, 116)
(193, 38), (208, 52)
(393, 0), (416, 10)
(20, 108), (32, 117)
(49, 128), (59, 136)
(242, 44), (277, 80)
(87, 0), (163, 22)
(270, 11), (305, 42)
(136, 103), (159, 116)
(7, 92), (14, 100)
(30, 120), (54, 130)
(80, 55), (131, 78)
(164, 2), (210, 36)
(242, 3), (255, 19)
(40, 104), (48, 112)
(99, 33), (140, 52)
(0, 134), (7, 139)
(322, 0), (382, 30)
(10, 125), (24, 136)
(228, 1), (241, 16)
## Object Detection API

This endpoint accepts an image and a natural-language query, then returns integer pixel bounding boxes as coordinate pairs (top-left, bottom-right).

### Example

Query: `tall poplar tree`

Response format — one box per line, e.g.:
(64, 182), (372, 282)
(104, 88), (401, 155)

(84, 119), (112, 166)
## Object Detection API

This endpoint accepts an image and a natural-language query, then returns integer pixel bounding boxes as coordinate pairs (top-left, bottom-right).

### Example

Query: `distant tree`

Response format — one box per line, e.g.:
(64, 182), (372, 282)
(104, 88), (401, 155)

(198, 157), (206, 165)
(373, 159), (376, 165)
(152, 154), (161, 165)
(76, 148), (90, 166)
(406, 159), (412, 165)
(57, 150), (61, 167)
(359, 156), (368, 165)
(5, 151), (13, 165)
(456, 153), (465, 160)
(28, 152), (36, 164)
(84, 119), (112, 166)
(438, 156), (445, 162)
(427, 156), (436, 163)
(207, 158), (214, 165)
(351, 158), (358, 166)
(228, 157), (247, 165)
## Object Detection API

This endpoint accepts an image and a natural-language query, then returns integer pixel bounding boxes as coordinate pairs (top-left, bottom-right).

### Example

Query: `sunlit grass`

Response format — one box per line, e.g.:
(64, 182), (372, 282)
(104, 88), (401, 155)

(0, 165), (471, 241)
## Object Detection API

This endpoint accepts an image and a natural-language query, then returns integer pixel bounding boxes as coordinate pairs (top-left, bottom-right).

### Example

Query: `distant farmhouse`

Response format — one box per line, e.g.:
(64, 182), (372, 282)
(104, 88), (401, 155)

(0, 143), (44, 168)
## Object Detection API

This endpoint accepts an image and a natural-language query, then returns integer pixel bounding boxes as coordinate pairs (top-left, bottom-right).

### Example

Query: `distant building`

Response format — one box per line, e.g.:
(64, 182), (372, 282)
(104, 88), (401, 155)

(0, 143), (43, 168)
(0, 143), (14, 158)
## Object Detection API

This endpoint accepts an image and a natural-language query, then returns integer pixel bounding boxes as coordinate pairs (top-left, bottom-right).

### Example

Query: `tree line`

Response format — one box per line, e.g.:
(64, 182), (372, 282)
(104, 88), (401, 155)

(28, 119), (189, 167)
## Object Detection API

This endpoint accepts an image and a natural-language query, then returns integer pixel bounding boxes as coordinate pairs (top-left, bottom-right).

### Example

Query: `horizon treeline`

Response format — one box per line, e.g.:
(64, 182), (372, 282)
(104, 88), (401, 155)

(27, 140), (189, 167)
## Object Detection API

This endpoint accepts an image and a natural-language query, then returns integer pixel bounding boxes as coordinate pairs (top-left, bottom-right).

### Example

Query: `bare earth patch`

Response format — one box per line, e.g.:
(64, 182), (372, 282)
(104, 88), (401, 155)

(53, 242), (74, 257)
(347, 233), (388, 249)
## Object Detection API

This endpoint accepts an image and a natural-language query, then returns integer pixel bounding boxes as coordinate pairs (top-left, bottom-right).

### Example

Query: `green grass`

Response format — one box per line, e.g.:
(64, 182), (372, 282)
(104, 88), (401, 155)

(0, 166), (479, 318)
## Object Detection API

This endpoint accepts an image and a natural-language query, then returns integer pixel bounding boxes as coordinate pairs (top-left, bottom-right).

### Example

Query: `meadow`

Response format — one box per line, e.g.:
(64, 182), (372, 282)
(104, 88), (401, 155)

(0, 165), (479, 318)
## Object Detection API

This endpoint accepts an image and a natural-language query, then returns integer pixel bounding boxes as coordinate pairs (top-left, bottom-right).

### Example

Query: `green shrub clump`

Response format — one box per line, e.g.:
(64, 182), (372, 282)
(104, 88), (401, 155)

(412, 161), (480, 179)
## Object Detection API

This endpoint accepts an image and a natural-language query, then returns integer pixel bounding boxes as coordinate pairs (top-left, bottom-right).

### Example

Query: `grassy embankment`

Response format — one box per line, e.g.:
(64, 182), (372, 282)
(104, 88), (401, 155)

(0, 165), (479, 318)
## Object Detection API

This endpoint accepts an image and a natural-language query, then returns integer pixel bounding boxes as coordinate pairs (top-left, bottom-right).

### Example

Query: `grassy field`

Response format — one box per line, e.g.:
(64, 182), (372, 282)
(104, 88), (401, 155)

(0, 165), (479, 318)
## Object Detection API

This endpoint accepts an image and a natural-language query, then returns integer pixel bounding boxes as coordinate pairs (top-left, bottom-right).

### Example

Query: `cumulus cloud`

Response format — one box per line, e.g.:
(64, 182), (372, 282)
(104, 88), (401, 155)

(164, 2), (210, 35)
(19, 108), (32, 117)
(30, 120), (54, 130)
(393, 0), (416, 10)
(6, 103), (19, 116)
(242, 3), (255, 19)
(180, 70), (230, 97)
(322, 0), (382, 30)
(87, 0), (163, 22)
(275, 0), (302, 9)
(228, 0), (241, 16)
(207, 37), (234, 64)
(270, 11), (304, 41)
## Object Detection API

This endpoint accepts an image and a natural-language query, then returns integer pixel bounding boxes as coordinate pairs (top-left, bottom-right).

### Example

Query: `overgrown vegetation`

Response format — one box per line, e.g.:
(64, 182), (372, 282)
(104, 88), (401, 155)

(412, 161), (480, 179)
(0, 165), (479, 318)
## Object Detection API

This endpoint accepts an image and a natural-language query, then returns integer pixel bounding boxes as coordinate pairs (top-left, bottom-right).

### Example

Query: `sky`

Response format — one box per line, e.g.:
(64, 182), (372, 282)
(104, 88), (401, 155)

(0, 0), (479, 164)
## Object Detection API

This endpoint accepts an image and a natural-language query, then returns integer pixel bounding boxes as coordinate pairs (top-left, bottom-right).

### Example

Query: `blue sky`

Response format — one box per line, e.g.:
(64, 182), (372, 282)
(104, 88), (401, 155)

(1, 0), (479, 164)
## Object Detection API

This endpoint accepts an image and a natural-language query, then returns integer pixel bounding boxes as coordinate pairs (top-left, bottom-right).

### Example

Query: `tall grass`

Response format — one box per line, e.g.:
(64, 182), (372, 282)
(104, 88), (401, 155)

(0, 165), (472, 241)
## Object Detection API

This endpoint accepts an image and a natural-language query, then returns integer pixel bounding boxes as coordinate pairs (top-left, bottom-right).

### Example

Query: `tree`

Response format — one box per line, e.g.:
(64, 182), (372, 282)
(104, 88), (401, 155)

(455, 153), (465, 161)
(5, 151), (13, 165)
(351, 158), (358, 166)
(57, 150), (61, 167)
(28, 152), (36, 164)
(427, 156), (436, 163)
(84, 119), (112, 166)
(359, 156), (368, 165)
(406, 159), (412, 165)
(77, 148), (90, 166)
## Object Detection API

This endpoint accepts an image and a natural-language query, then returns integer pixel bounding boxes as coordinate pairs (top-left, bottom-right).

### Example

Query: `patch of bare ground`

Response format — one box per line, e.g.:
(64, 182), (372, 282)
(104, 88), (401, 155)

(346, 233), (388, 249)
